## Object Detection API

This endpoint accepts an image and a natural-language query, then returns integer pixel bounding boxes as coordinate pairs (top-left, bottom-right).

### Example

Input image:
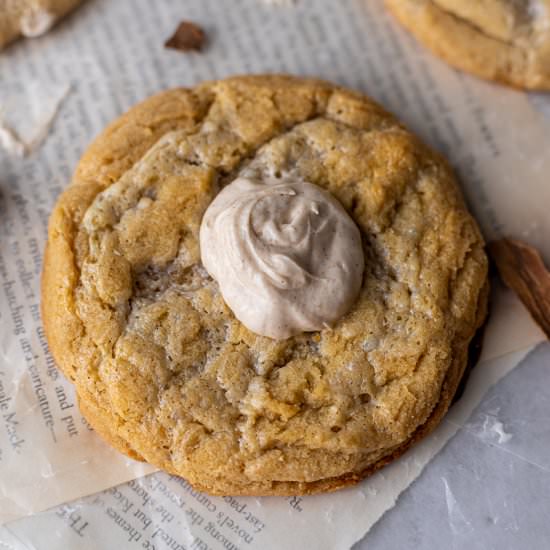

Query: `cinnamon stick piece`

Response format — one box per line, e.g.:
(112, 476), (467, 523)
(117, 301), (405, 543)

(165, 21), (206, 52)
(489, 238), (550, 339)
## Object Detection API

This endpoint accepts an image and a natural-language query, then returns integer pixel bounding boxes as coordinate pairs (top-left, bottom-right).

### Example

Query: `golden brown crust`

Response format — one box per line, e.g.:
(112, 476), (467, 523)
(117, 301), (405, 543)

(181, 281), (489, 496)
(42, 74), (489, 495)
(75, 280), (488, 496)
(385, 0), (550, 90)
(0, 0), (83, 50)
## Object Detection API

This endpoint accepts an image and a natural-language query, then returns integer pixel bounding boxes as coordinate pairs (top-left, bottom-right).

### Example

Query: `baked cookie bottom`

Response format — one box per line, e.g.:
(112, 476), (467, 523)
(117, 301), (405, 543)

(385, 0), (550, 90)
(77, 282), (488, 496)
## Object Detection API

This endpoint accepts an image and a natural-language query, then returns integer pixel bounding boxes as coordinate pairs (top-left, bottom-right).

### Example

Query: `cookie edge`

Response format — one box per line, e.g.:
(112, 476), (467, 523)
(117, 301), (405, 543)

(385, 0), (550, 91)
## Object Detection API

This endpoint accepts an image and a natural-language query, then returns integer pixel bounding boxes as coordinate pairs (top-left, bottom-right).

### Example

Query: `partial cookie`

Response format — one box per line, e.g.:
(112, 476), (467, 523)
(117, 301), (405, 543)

(385, 0), (550, 90)
(0, 0), (83, 50)
(42, 75), (489, 495)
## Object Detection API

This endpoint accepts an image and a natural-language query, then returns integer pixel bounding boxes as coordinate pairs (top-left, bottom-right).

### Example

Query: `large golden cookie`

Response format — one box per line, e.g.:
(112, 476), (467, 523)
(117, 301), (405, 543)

(386, 0), (550, 90)
(42, 75), (488, 495)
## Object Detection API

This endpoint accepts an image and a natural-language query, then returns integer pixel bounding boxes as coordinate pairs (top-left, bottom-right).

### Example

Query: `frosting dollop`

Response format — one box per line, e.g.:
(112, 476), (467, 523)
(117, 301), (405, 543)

(199, 175), (364, 339)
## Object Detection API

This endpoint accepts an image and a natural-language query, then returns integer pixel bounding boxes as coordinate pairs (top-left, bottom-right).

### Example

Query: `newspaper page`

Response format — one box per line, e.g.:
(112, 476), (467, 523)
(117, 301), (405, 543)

(0, 0), (548, 545)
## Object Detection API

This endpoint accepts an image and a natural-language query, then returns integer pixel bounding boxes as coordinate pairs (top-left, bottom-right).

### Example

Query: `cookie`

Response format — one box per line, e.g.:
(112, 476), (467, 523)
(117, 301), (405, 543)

(0, 0), (83, 50)
(42, 75), (489, 495)
(385, 0), (550, 90)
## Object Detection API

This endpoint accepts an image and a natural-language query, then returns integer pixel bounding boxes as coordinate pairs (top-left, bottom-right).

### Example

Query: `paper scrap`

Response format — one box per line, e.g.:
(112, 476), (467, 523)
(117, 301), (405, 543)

(0, 79), (70, 156)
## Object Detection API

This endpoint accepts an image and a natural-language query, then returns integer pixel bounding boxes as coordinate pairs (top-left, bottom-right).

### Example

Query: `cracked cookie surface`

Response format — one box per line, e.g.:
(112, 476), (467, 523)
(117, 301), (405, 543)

(42, 75), (488, 495)
(386, 0), (550, 90)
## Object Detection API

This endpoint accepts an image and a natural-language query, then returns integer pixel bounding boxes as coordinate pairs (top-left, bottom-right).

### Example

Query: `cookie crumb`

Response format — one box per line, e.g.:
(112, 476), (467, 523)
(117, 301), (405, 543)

(164, 21), (206, 52)
(489, 238), (550, 339)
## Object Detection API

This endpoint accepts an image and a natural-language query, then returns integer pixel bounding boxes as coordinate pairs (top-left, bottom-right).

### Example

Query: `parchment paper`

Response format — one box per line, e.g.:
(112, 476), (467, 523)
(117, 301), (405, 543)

(0, 0), (548, 546)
